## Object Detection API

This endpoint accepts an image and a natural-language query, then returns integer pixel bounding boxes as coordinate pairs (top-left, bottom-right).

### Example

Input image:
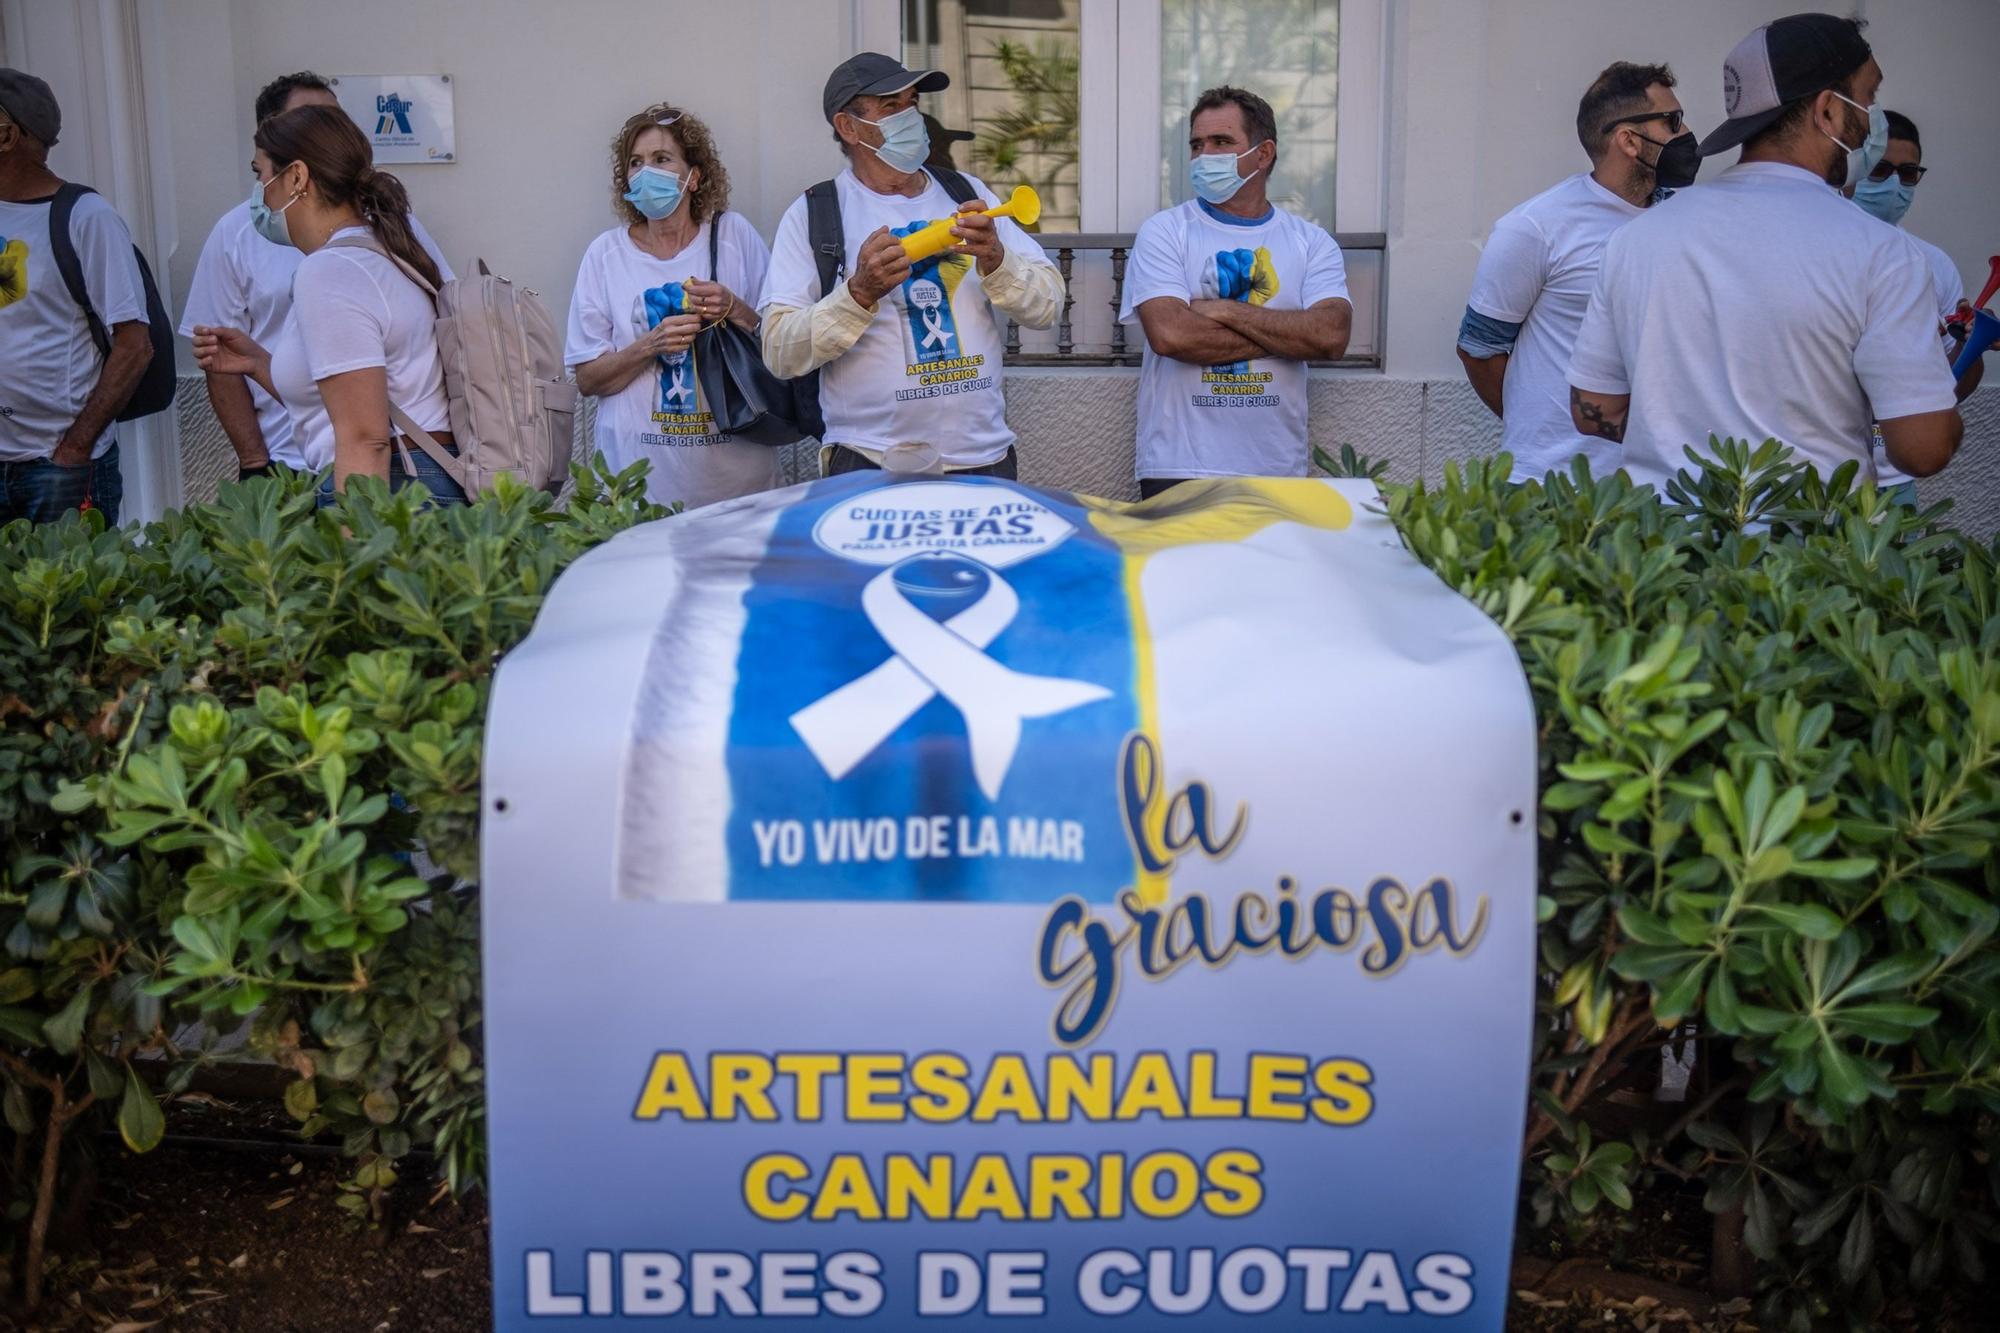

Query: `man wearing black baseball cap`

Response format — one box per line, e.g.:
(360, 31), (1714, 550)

(759, 53), (1061, 479)
(922, 114), (976, 175)
(1567, 14), (1961, 494)
(0, 68), (152, 525)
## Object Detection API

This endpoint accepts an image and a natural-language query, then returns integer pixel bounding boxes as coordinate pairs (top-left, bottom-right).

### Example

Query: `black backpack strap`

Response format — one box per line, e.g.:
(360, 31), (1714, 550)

(926, 165), (980, 207)
(48, 183), (111, 357)
(805, 179), (844, 300)
(708, 209), (722, 282)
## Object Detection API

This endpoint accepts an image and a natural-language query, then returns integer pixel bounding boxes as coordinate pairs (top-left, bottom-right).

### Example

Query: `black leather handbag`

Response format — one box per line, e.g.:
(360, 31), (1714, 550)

(692, 213), (820, 445)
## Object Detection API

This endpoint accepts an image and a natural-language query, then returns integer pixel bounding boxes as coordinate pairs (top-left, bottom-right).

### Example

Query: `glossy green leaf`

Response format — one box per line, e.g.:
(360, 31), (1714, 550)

(42, 985), (92, 1056)
(117, 1072), (165, 1153)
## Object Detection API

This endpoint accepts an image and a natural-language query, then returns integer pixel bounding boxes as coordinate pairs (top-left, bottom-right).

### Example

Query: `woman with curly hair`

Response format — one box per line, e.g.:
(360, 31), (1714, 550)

(565, 103), (779, 509)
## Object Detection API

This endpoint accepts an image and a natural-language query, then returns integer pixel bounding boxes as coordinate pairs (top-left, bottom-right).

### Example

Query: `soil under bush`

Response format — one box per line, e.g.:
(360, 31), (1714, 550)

(1, 1099), (489, 1332)
(0, 1097), (1987, 1331)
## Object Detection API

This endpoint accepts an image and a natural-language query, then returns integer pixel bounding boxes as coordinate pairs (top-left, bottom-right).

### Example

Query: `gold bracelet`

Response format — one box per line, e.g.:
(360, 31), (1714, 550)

(701, 295), (737, 332)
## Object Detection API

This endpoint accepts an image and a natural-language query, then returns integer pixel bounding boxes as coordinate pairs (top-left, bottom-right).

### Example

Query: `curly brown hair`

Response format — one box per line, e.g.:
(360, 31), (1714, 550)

(609, 103), (731, 226)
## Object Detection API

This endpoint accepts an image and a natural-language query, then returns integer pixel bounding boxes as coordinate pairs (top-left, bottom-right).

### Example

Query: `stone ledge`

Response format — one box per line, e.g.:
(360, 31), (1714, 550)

(167, 372), (1999, 536)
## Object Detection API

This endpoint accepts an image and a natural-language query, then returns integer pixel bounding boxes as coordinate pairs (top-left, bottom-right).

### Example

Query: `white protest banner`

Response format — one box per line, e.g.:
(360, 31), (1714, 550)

(483, 474), (1537, 1327)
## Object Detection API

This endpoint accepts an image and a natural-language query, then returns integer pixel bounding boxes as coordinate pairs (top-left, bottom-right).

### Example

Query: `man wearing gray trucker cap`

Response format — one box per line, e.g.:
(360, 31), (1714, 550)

(1567, 14), (1961, 494)
(759, 52), (1061, 479)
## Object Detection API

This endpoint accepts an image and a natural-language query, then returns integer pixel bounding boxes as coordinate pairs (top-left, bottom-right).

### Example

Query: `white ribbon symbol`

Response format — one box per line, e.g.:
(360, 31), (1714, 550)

(790, 559), (1111, 799)
(663, 357), (693, 408)
(919, 305), (955, 352)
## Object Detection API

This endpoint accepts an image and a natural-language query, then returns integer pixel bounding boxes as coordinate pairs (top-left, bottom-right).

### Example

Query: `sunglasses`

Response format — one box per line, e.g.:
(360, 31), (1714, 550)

(1867, 161), (1927, 186)
(1602, 109), (1685, 137)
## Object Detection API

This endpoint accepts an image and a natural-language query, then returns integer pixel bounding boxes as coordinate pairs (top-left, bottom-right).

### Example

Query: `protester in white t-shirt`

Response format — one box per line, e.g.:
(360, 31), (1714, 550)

(1569, 15), (1960, 491)
(1848, 110), (1988, 502)
(567, 104), (778, 510)
(760, 52), (1062, 478)
(178, 71), (451, 478)
(192, 106), (457, 503)
(1121, 86), (1350, 495)
(1459, 62), (1696, 484)
(0, 68), (151, 526)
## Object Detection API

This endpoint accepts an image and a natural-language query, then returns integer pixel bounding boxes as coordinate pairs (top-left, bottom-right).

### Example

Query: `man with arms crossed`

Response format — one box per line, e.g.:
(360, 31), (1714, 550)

(1121, 86), (1350, 497)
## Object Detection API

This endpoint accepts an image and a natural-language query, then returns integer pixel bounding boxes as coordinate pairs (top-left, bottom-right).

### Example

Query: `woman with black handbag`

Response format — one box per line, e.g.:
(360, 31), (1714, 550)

(565, 103), (780, 510)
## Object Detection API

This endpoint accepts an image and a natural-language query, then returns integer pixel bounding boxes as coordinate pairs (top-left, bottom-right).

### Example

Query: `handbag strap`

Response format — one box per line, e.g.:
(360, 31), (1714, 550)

(708, 210), (721, 283)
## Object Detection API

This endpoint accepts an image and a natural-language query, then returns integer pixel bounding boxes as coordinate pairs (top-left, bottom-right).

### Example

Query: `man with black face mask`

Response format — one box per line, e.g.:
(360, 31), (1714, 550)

(1458, 62), (1695, 482)
(1569, 14), (1961, 492)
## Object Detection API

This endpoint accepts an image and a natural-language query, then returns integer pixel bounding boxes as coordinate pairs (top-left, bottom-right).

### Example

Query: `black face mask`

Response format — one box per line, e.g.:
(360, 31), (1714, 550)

(1640, 131), (1701, 191)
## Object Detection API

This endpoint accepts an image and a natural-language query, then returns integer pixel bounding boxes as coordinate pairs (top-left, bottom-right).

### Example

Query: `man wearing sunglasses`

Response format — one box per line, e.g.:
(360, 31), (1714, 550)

(1458, 62), (1695, 483)
(1846, 110), (1985, 502)
(1569, 14), (1961, 492)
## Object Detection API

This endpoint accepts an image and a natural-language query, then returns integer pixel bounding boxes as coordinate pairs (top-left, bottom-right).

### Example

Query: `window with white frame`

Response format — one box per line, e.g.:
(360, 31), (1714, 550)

(873, 0), (1386, 364)
(1157, 0), (1340, 229)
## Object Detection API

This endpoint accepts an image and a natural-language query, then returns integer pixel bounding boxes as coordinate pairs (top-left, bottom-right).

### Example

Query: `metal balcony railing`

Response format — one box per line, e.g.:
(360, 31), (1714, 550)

(1006, 231), (1388, 370)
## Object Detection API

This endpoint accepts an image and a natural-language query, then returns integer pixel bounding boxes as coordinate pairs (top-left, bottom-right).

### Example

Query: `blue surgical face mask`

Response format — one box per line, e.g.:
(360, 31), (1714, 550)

(858, 105), (930, 176)
(1827, 93), (1888, 188)
(1189, 144), (1266, 205)
(250, 173), (303, 248)
(623, 165), (687, 221)
(1852, 173), (1915, 226)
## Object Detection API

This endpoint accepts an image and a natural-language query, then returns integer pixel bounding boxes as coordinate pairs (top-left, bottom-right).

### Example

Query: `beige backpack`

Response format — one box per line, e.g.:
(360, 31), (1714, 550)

(326, 233), (577, 496)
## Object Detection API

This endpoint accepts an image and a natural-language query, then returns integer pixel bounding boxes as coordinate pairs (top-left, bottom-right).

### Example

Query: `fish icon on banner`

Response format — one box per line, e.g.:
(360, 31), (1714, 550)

(790, 482), (1112, 799)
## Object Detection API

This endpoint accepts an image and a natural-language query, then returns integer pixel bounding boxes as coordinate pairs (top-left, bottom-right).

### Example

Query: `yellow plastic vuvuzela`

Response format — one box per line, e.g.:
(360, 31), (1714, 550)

(898, 186), (1042, 262)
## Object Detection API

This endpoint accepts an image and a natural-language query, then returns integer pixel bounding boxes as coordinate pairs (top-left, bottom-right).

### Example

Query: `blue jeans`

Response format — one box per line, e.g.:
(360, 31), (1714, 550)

(1884, 481), (1918, 509)
(0, 444), (122, 526)
(315, 441), (469, 508)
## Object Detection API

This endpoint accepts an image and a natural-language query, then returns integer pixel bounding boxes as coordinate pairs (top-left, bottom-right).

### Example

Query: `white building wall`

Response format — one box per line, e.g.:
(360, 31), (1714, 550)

(157, 0), (857, 344)
(1386, 0), (2000, 382)
(25, 0), (1993, 528)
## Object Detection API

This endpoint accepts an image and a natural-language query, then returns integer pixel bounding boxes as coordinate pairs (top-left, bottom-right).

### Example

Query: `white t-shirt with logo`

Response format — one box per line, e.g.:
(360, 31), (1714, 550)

(565, 214), (780, 510)
(1466, 173), (1645, 482)
(267, 227), (450, 472)
(1576, 161), (1952, 490)
(1118, 200), (1350, 479)
(1872, 230), (1963, 488)
(179, 203), (453, 469)
(761, 168), (1048, 467)
(1569, 162), (1956, 492)
(0, 190), (147, 462)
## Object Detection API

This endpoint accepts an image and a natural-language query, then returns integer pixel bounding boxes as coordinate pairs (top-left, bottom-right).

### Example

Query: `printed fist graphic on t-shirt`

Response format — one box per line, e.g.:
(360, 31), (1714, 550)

(0, 237), (28, 309)
(1208, 246), (1278, 307)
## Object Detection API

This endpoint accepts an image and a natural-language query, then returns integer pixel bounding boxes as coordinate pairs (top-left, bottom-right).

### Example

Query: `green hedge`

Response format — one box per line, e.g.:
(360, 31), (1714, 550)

(0, 461), (664, 1299)
(1373, 441), (1999, 1329)
(3, 445), (1996, 1325)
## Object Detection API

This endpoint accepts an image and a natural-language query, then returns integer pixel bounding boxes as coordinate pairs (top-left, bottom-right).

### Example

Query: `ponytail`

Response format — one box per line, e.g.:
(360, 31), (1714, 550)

(355, 167), (443, 293)
(256, 105), (443, 292)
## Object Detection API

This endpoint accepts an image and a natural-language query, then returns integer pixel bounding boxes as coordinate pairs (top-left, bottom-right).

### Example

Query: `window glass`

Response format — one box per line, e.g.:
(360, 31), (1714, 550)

(904, 0), (1081, 231)
(1160, 0), (1339, 229)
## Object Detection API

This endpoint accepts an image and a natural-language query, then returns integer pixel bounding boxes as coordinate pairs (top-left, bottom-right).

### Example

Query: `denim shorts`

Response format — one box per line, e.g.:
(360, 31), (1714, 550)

(0, 444), (123, 526)
(315, 441), (469, 509)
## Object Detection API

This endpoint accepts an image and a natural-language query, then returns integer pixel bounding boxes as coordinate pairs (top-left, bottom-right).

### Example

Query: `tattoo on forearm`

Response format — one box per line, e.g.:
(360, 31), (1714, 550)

(1571, 387), (1627, 443)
